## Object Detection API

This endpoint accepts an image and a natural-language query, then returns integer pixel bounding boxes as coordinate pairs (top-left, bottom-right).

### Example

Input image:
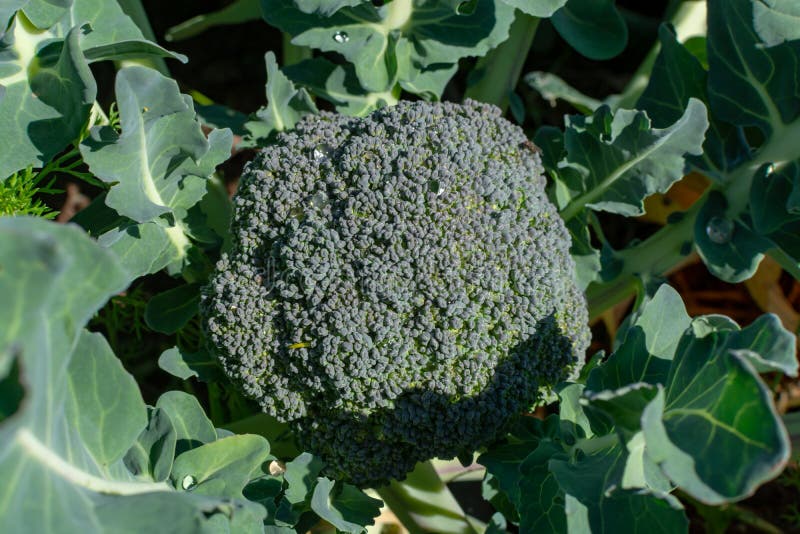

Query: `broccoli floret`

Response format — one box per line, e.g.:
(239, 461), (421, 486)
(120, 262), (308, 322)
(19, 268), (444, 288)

(201, 99), (590, 487)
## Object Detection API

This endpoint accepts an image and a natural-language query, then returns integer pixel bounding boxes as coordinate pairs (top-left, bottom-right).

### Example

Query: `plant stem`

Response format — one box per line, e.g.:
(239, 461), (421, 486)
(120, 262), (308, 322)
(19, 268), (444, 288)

(464, 12), (539, 110)
(374, 461), (478, 534)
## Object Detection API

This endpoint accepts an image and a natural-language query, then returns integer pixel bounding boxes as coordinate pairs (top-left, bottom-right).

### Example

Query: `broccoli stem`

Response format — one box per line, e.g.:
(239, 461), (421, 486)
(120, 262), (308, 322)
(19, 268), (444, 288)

(374, 461), (479, 534)
(463, 12), (540, 111)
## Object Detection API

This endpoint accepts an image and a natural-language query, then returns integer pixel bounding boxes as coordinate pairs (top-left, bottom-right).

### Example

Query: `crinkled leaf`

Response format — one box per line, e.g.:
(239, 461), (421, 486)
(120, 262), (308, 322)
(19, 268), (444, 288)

(310, 478), (382, 534)
(80, 66), (210, 223)
(637, 24), (750, 179)
(144, 283), (201, 334)
(293, 0), (367, 16)
(170, 435), (271, 499)
(551, 0), (627, 60)
(262, 0), (514, 93)
(124, 407), (177, 482)
(560, 98), (708, 217)
(517, 441), (568, 533)
(244, 51), (317, 146)
(158, 346), (226, 383)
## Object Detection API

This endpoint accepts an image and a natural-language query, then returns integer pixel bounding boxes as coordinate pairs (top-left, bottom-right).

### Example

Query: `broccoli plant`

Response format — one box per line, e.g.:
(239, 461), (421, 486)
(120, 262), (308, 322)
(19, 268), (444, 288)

(1, 0), (800, 533)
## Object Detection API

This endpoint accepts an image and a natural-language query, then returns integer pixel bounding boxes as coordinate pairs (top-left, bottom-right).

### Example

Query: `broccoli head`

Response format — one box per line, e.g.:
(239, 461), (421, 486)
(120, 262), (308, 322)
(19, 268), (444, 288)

(201, 99), (590, 487)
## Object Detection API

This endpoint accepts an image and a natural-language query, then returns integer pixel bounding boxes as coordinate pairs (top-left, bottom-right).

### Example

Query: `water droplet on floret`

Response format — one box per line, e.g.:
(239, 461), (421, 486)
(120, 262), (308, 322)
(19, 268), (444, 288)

(313, 143), (334, 161)
(706, 216), (734, 244)
(333, 31), (349, 43)
(311, 191), (329, 209)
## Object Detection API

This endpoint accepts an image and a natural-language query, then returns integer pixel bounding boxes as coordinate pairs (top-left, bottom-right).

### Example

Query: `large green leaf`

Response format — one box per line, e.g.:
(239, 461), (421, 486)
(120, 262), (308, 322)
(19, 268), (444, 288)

(0, 2), (184, 177)
(262, 0), (514, 94)
(80, 67), (232, 279)
(558, 98), (708, 219)
(0, 217), (267, 532)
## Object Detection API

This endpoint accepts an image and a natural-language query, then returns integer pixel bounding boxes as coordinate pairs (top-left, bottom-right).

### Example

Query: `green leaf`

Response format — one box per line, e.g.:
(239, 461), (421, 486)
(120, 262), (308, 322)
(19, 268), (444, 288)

(517, 441), (568, 533)
(550, 0), (628, 60)
(159, 346), (226, 382)
(587, 285), (690, 391)
(80, 66), (210, 223)
(707, 0), (800, 136)
(156, 391), (217, 454)
(262, 0), (514, 94)
(284, 57), (394, 116)
(293, 0), (367, 16)
(145, 283), (201, 334)
(310, 478), (382, 534)
(753, 0), (800, 46)
(21, 0), (71, 29)
(170, 434), (271, 499)
(244, 51), (318, 146)
(67, 330), (148, 465)
(500, 0), (566, 17)
(165, 0), (262, 41)
(722, 313), (799, 376)
(637, 24), (750, 179)
(750, 161), (800, 234)
(641, 324), (791, 504)
(124, 407), (177, 482)
(0, 20), (95, 177)
(0, 217), (271, 531)
(560, 99), (708, 219)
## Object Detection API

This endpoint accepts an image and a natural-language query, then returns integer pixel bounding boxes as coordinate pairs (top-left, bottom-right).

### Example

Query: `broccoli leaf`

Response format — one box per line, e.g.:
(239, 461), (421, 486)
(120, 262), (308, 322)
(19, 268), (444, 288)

(165, 0), (262, 42)
(0, 2), (184, 178)
(159, 346), (225, 383)
(261, 0), (514, 95)
(0, 217), (270, 532)
(557, 98), (708, 219)
(144, 283), (201, 334)
(311, 478), (383, 533)
(244, 51), (318, 147)
(124, 407), (177, 483)
(284, 56), (395, 116)
(0, 21), (95, 177)
(80, 67), (232, 278)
